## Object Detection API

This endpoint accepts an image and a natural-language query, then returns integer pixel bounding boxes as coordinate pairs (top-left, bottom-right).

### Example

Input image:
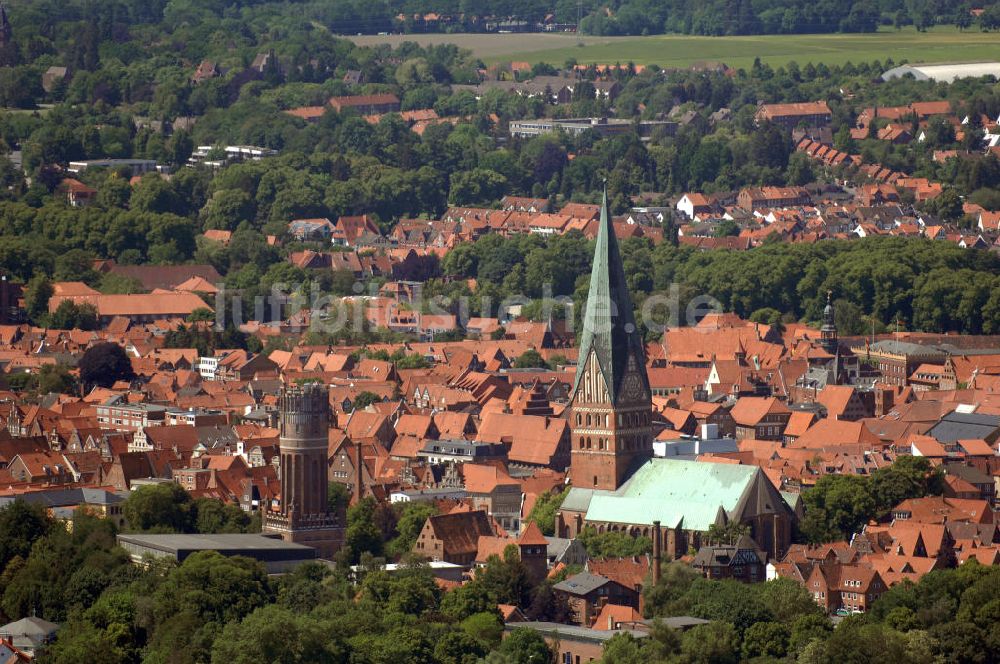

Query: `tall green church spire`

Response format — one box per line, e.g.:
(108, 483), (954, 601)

(571, 187), (649, 404)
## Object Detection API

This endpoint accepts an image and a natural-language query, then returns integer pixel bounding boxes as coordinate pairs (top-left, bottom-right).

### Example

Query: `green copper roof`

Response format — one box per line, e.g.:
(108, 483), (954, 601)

(572, 188), (648, 403)
(582, 459), (762, 531)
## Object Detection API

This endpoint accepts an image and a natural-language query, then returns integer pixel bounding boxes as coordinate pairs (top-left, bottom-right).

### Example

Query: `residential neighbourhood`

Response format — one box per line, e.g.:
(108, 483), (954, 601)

(2, 0), (1000, 661)
(3, 190), (1000, 660)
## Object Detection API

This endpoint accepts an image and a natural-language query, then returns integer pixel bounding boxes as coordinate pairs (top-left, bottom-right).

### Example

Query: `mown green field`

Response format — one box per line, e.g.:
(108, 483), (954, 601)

(353, 27), (1000, 70)
(505, 28), (1000, 69)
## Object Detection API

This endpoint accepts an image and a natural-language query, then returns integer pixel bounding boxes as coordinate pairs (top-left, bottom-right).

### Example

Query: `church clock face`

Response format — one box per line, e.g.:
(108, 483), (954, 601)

(621, 353), (646, 402)
(622, 372), (644, 401)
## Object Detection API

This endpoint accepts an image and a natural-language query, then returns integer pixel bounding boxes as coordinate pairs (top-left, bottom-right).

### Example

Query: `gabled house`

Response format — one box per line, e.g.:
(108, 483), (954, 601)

(552, 572), (640, 627)
(463, 463), (523, 532)
(804, 562), (886, 614)
(288, 218), (336, 242)
(730, 397), (791, 441)
(692, 534), (767, 583)
(413, 509), (495, 564)
(61, 178), (96, 207)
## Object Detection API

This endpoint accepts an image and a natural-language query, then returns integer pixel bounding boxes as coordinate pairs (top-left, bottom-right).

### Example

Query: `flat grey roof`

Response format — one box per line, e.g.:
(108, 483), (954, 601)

(553, 572), (612, 595)
(117, 533), (314, 554)
(505, 622), (649, 643)
(643, 616), (711, 629)
(0, 488), (127, 508)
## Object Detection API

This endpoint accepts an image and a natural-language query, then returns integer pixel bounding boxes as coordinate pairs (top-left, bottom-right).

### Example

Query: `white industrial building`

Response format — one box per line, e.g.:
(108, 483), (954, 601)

(881, 62), (1000, 83)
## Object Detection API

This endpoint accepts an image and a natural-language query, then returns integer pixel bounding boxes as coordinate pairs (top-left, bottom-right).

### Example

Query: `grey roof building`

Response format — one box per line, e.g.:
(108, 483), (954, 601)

(941, 462), (997, 505)
(0, 487), (126, 509)
(691, 533), (766, 582)
(544, 536), (588, 567)
(926, 411), (1000, 444)
(117, 533), (316, 573)
(553, 571), (614, 596)
(416, 439), (507, 464)
(558, 458), (796, 561)
(882, 62), (1000, 83)
(504, 620), (649, 642)
(0, 616), (59, 656)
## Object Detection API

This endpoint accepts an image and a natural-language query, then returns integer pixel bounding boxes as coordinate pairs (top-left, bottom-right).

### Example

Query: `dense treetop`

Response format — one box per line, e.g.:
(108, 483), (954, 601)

(25, 0), (989, 38)
(0, 1), (998, 343)
(0, 0), (993, 254)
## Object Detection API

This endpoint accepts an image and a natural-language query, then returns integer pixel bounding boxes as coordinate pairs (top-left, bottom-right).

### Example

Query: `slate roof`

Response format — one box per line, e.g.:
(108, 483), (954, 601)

(867, 340), (946, 357)
(941, 461), (994, 486)
(0, 487), (125, 508)
(926, 411), (1000, 443)
(553, 571), (613, 595)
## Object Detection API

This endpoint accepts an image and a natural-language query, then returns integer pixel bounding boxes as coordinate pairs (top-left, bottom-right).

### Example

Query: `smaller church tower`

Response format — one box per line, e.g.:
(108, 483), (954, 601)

(820, 291), (838, 355)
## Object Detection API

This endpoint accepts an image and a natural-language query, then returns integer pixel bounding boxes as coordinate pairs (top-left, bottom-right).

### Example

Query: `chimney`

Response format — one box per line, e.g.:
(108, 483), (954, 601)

(652, 520), (662, 584)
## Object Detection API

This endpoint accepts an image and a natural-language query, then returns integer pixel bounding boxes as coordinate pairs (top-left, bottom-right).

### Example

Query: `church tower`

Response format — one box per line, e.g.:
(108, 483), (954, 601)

(263, 383), (343, 558)
(820, 291), (838, 355)
(568, 189), (653, 491)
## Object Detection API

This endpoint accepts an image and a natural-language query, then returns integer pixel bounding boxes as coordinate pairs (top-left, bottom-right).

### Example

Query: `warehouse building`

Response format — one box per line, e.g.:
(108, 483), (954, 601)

(117, 533), (317, 573)
(881, 62), (1000, 83)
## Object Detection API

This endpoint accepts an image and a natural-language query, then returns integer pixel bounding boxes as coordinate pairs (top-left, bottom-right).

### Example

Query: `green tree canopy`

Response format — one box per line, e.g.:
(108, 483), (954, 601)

(78, 342), (134, 389)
